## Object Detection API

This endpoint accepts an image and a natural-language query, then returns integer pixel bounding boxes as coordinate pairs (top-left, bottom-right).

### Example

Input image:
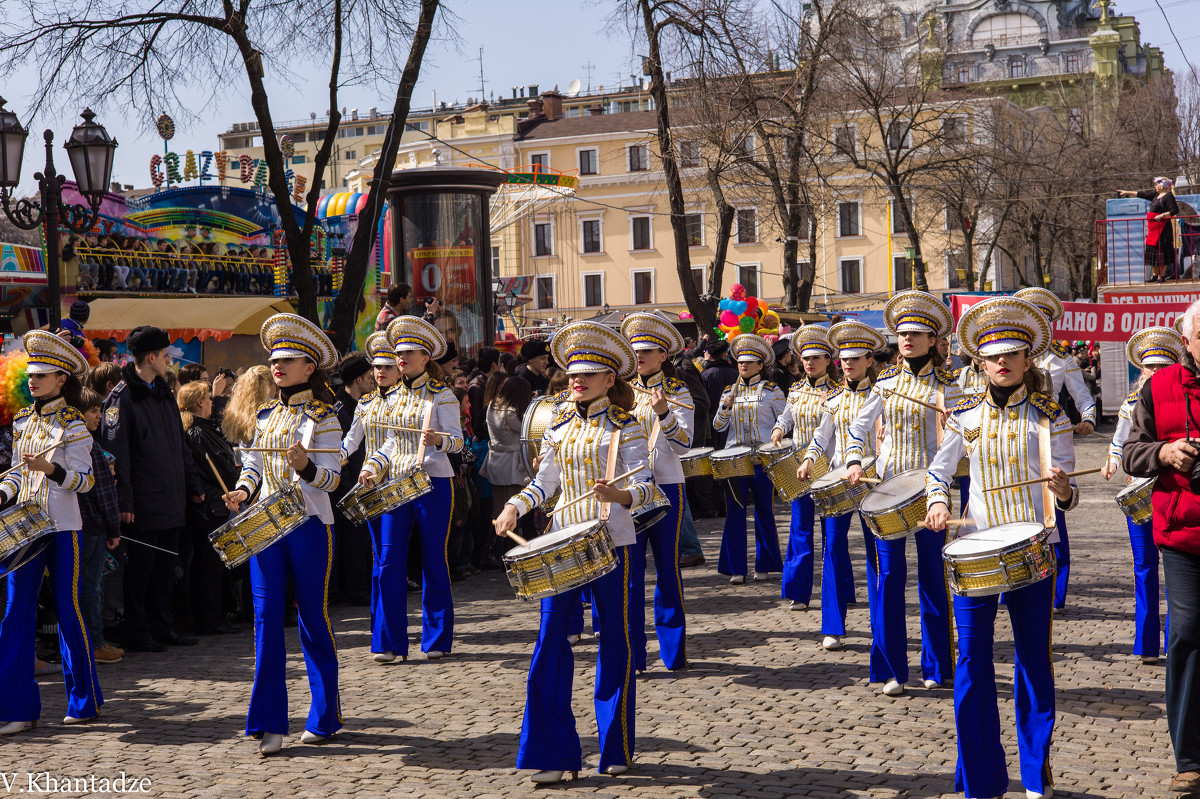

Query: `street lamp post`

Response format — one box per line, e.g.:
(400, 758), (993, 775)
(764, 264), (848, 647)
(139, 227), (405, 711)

(0, 99), (118, 329)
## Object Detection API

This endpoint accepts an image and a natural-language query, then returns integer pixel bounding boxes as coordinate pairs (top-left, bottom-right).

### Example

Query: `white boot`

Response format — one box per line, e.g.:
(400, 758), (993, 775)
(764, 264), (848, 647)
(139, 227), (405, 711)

(821, 636), (843, 650)
(426, 651), (446, 660)
(729, 575), (745, 585)
(373, 651), (402, 664)
(604, 764), (629, 775)
(789, 601), (808, 611)
(0, 720), (34, 736)
(300, 730), (328, 744)
(259, 733), (284, 755)
(530, 770), (577, 784)
(882, 679), (905, 696)
(923, 679), (941, 689)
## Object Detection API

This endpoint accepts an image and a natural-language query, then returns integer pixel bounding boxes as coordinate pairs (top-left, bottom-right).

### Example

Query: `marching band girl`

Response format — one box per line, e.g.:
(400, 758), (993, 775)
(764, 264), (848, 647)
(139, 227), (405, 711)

(622, 312), (693, 672)
(222, 313), (343, 755)
(1100, 325), (1181, 664)
(925, 296), (1078, 799)
(360, 317), (464, 660)
(799, 320), (886, 654)
(846, 290), (961, 696)
(0, 331), (99, 736)
(494, 321), (653, 783)
(338, 329), (404, 664)
(715, 334), (787, 584)
(1015, 287), (1096, 611)
(771, 325), (839, 610)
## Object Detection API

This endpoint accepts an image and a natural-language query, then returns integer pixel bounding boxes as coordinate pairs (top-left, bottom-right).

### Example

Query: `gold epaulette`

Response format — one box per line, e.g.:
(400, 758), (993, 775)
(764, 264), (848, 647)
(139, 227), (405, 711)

(1029, 393), (1065, 421)
(255, 399), (280, 417)
(877, 365), (899, 381)
(934, 366), (957, 385)
(303, 399), (335, 422)
(952, 393), (986, 415)
(607, 405), (636, 428)
(56, 406), (85, 426)
(13, 406), (34, 423)
(1050, 340), (1070, 359)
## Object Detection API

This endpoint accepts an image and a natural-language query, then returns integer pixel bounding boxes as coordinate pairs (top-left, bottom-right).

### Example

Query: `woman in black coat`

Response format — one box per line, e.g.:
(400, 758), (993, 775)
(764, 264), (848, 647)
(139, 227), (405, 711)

(178, 380), (240, 634)
(1120, 177), (1180, 282)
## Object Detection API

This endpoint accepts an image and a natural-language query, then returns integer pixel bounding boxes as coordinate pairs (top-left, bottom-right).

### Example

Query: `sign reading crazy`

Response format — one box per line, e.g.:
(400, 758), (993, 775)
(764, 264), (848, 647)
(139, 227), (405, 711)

(149, 150), (308, 203)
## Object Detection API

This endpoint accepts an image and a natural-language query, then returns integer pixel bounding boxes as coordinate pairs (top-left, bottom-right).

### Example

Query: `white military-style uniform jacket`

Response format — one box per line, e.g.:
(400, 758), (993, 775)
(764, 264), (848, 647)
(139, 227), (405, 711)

(926, 385), (1078, 542)
(714, 375), (787, 448)
(1, 398), (94, 532)
(804, 379), (877, 469)
(340, 383), (403, 479)
(630, 371), (693, 486)
(235, 389), (343, 525)
(1107, 386), (1141, 468)
(367, 372), (464, 480)
(846, 360), (962, 479)
(957, 362), (989, 398)
(508, 396), (653, 547)
(773, 374), (835, 447)
(1038, 341), (1097, 426)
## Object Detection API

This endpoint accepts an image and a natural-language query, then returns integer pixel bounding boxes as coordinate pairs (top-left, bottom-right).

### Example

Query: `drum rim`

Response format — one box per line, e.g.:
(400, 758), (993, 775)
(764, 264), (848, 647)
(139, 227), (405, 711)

(859, 469), (928, 511)
(519, 394), (560, 476)
(712, 445), (754, 458)
(943, 522), (1048, 556)
(1116, 477), (1155, 497)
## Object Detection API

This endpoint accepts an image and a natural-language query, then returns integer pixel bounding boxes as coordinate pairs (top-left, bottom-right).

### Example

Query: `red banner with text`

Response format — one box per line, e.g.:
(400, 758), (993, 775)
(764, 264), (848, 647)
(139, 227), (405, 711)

(948, 295), (1190, 342)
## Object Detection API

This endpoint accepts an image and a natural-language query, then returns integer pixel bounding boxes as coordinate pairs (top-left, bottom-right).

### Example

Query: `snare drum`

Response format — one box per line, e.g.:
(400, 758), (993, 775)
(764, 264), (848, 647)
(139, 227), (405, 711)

(680, 447), (714, 478)
(520, 395), (562, 478)
(631, 483), (670, 532)
(756, 440), (794, 468)
(336, 466), (433, 524)
(942, 523), (1056, 597)
(810, 457), (877, 517)
(860, 469), (929, 540)
(711, 445), (756, 480)
(0, 501), (56, 577)
(210, 484), (308, 568)
(503, 520), (618, 601)
(766, 451), (829, 502)
(1115, 477), (1154, 526)
(953, 457), (970, 479)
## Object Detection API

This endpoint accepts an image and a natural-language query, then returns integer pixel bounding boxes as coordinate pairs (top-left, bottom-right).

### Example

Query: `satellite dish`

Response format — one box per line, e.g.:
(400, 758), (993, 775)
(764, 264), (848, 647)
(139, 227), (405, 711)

(567, 79), (582, 97)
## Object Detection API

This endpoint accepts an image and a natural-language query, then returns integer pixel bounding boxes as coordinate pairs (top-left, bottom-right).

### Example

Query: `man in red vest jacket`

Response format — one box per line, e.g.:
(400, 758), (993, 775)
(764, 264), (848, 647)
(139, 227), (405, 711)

(1124, 299), (1200, 796)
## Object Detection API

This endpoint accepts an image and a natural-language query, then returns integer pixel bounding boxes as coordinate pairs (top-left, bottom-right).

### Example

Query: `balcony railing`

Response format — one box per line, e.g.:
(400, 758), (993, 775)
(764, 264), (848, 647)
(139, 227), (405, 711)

(1095, 215), (1200, 286)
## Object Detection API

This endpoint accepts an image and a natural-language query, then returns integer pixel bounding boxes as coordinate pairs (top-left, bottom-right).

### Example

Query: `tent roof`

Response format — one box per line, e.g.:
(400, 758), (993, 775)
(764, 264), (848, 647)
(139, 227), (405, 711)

(85, 297), (297, 342)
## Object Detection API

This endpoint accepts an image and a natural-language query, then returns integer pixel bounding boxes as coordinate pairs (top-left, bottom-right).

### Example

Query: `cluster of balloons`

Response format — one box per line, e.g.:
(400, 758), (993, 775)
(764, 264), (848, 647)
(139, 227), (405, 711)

(717, 284), (781, 342)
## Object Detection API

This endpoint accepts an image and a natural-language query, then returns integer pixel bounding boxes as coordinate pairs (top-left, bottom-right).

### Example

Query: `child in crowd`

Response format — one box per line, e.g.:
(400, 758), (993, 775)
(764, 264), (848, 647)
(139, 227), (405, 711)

(77, 387), (123, 665)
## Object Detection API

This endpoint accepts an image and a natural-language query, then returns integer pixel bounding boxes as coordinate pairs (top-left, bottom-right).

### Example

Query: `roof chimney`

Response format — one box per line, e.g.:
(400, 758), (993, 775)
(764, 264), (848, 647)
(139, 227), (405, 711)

(540, 90), (563, 121)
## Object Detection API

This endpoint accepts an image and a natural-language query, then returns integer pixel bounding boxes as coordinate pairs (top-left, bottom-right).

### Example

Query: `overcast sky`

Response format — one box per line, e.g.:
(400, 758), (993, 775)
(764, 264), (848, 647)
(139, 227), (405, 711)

(5, 0), (1197, 196)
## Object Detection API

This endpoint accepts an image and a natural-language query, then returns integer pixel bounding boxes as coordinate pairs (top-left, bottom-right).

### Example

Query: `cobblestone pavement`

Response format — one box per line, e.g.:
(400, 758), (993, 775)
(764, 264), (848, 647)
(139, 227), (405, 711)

(1, 431), (1176, 798)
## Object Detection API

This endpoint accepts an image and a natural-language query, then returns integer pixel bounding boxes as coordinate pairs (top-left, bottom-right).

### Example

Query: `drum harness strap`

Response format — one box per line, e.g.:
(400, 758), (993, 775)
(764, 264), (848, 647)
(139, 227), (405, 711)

(1038, 413), (1055, 532)
(600, 427), (621, 523)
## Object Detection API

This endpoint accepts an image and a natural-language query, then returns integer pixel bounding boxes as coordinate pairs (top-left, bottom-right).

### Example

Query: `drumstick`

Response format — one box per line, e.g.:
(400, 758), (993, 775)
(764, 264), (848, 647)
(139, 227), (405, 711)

(946, 519), (972, 527)
(491, 522), (530, 548)
(236, 443), (343, 451)
(859, 477), (883, 485)
(553, 467), (643, 515)
(983, 466), (1103, 493)
(790, 387), (828, 401)
(0, 439), (74, 481)
(879, 387), (943, 413)
(205, 454), (231, 496)
(630, 384), (694, 411)
(382, 425), (454, 437)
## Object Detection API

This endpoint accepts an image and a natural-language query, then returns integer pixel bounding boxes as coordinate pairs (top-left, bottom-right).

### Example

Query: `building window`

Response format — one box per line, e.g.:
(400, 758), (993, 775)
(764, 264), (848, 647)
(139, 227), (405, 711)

(292, 154), (307, 164)
(840, 257), (863, 294)
(632, 270), (654, 305)
(684, 213), (704, 247)
(535, 275), (555, 309)
(735, 134), (756, 158)
(530, 153), (550, 170)
(737, 264), (759, 297)
(796, 260), (810, 282)
(581, 219), (602, 253)
(946, 204), (964, 231)
(891, 200), (907, 235)
(631, 216), (652, 250)
(887, 119), (911, 150)
(679, 139), (701, 168)
(628, 144), (650, 172)
(1009, 59), (1025, 78)
(957, 65), (971, 83)
(691, 265), (706, 295)
(838, 202), (860, 237)
(834, 126), (856, 156)
(947, 251), (965, 289)
(578, 149), (598, 175)
(736, 208), (758, 244)
(943, 115), (966, 143)
(343, 150), (356, 160)
(490, 245), (501, 276)
(1066, 53), (1080, 73)
(534, 222), (553, 256)
(583, 273), (604, 307)
(1068, 106), (1083, 133)
(893, 256), (912, 291)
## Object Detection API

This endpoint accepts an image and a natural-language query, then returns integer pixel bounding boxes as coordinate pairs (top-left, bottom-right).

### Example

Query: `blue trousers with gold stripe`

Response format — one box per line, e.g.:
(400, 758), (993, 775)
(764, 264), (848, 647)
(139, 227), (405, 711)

(718, 466), (783, 577)
(819, 512), (860, 636)
(630, 483), (687, 671)
(874, 527), (954, 685)
(1128, 518), (1167, 658)
(0, 529), (102, 722)
(1053, 508), (1070, 609)
(518, 546), (635, 772)
(954, 576), (1055, 798)
(246, 516), (341, 737)
(375, 476), (454, 655)
(782, 495), (816, 603)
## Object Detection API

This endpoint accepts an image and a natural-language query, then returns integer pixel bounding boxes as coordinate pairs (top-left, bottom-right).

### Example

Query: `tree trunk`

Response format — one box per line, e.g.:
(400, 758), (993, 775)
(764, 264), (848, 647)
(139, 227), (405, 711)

(707, 167), (736, 324)
(638, 0), (716, 334)
(798, 217), (817, 311)
(328, 0), (439, 352)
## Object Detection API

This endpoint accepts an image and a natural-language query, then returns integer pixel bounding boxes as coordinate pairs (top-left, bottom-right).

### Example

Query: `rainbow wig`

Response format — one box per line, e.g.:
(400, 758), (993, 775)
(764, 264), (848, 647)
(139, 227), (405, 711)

(0, 351), (32, 426)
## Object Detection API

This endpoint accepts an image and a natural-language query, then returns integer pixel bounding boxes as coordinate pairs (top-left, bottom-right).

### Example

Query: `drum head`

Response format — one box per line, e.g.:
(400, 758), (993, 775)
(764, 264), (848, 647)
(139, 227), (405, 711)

(813, 457), (874, 489)
(684, 447), (714, 460)
(713, 446), (753, 459)
(1117, 477), (1155, 498)
(758, 440), (793, 455)
(944, 523), (1045, 555)
(860, 470), (927, 512)
(506, 522), (594, 556)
